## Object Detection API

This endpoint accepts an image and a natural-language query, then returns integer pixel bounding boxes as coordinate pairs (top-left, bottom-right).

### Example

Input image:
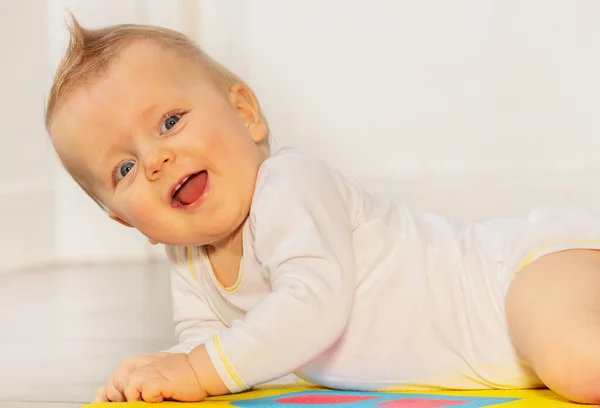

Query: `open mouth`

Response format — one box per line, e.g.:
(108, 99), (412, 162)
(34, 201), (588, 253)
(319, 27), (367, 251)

(171, 170), (208, 207)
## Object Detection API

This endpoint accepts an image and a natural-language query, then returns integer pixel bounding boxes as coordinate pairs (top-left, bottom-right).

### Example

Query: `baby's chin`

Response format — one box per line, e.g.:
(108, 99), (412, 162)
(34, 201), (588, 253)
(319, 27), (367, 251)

(142, 227), (240, 248)
(137, 205), (250, 247)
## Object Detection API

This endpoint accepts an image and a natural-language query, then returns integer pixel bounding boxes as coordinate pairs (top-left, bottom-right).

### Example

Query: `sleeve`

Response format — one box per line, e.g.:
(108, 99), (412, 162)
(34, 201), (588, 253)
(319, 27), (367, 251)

(204, 153), (357, 392)
(163, 249), (227, 354)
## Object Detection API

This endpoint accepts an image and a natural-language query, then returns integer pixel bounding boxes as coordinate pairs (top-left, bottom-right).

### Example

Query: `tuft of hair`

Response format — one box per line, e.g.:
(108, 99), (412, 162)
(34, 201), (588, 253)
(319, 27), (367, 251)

(45, 13), (268, 132)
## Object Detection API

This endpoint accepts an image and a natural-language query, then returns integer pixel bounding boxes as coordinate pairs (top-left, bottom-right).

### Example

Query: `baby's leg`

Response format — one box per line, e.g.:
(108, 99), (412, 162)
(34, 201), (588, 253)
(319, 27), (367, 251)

(506, 249), (600, 403)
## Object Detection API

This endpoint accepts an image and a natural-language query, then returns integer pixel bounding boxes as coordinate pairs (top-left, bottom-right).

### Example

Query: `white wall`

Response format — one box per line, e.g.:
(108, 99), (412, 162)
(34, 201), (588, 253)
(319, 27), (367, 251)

(0, 0), (55, 271)
(3, 0), (600, 271)
(199, 0), (600, 177)
(195, 0), (600, 220)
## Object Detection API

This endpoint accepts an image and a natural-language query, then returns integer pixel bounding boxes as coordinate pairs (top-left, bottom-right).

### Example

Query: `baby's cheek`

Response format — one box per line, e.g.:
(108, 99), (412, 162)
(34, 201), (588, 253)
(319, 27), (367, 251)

(197, 130), (227, 157)
(129, 203), (156, 229)
(120, 191), (155, 229)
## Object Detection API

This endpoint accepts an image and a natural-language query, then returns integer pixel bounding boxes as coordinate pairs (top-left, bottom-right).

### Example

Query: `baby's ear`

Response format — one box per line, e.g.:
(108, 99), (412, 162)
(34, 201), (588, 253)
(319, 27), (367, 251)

(108, 211), (134, 228)
(229, 84), (268, 143)
(228, 83), (255, 121)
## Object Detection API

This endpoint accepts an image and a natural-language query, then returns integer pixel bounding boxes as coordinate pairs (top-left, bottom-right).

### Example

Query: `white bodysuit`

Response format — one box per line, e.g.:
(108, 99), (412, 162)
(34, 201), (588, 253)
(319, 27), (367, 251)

(164, 147), (600, 393)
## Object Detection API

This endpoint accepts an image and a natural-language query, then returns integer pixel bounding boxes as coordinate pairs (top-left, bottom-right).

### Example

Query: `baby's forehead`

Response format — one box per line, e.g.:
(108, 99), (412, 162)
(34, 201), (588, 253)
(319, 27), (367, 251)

(80, 41), (202, 100)
(116, 39), (212, 83)
(49, 95), (109, 188)
(57, 45), (197, 118)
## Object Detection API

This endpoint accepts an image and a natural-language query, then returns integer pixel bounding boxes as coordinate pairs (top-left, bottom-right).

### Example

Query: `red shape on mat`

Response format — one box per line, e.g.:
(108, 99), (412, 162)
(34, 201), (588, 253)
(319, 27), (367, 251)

(376, 398), (467, 407)
(275, 394), (378, 404)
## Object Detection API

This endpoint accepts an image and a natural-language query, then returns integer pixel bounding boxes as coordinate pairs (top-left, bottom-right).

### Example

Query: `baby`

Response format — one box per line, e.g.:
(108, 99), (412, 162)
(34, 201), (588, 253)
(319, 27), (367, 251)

(46, 17), (600, 404)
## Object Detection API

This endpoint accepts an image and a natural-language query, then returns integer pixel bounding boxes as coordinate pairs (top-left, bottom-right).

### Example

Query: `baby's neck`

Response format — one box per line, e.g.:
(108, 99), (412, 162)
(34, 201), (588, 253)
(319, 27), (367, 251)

(204, 222), (245, 288)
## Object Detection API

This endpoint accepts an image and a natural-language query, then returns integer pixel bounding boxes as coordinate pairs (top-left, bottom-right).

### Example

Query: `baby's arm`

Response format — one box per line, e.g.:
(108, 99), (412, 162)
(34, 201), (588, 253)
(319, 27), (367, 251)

(164, 267), (227, 354)
(189, 153), (357, 394)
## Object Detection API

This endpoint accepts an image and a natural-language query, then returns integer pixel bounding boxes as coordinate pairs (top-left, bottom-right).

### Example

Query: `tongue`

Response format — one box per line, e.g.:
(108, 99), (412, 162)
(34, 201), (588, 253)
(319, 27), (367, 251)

(174, 171), (207, 205)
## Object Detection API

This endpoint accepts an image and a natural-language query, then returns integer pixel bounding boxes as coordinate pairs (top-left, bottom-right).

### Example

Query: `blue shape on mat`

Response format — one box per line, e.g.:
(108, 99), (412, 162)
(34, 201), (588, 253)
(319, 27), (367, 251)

(230, 390), (519, 407)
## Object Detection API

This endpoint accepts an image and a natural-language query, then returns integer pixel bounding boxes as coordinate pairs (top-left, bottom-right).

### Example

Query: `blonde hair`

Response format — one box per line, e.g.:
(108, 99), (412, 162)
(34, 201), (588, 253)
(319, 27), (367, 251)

(45, 15), (269, 211)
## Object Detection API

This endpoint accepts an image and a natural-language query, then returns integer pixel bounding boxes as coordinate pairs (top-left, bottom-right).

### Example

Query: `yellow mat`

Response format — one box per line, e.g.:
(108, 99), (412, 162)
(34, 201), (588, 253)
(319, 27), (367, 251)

(82, 383), (599, 407)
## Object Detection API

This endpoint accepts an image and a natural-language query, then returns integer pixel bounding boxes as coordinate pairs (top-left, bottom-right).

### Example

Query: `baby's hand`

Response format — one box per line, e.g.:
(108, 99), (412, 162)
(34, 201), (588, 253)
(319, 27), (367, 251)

(122, 353), (207, 403)
(93, 353), (166, 403)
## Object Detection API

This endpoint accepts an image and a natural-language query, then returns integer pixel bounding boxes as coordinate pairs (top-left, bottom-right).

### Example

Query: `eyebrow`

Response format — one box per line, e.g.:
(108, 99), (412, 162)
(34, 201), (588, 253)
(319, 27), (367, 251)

(95, 145), (121, 189)
(139, 103), (160, 122)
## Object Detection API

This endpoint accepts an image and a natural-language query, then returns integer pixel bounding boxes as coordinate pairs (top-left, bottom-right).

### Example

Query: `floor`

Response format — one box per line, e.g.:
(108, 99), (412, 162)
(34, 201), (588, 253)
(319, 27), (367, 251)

(0, 262), (176, 407)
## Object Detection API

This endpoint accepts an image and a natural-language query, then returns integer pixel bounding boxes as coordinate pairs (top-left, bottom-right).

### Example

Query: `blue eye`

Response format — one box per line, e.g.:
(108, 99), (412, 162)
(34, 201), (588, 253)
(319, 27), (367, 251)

(161, 114), (181, 134)
(116, 160), (135, 182)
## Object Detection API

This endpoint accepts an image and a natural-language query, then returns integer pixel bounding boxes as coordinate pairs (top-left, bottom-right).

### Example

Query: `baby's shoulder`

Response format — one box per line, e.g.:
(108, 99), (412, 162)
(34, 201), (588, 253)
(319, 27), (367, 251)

(249, 147), (357, 222)
(260, 146), (331, 172)
(255, 147), (338, 191)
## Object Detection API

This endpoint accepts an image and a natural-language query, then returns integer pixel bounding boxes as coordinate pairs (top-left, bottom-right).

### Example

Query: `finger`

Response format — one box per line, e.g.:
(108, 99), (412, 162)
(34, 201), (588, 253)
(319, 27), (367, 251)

(111, 355), (152, 395)
(112, 365), (134, 394)
(124, 372), (143, 402)
(92, 386), (108, 403)
(141, 377), (171, 403)
(105, 378), (126, 402)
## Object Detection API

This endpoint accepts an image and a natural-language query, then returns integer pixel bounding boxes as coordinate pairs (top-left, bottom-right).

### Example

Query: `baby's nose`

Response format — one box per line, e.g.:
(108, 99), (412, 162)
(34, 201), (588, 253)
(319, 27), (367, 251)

(145, 151), (174, 179)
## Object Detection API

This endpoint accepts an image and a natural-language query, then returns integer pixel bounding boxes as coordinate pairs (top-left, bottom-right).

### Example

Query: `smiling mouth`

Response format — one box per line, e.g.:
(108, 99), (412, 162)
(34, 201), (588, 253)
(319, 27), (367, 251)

(171, 170), (208, 207)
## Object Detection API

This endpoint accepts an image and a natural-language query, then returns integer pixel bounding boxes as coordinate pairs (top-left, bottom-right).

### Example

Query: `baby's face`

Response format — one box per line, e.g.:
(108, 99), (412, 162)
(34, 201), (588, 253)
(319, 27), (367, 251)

(50, 41), (268, 246)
